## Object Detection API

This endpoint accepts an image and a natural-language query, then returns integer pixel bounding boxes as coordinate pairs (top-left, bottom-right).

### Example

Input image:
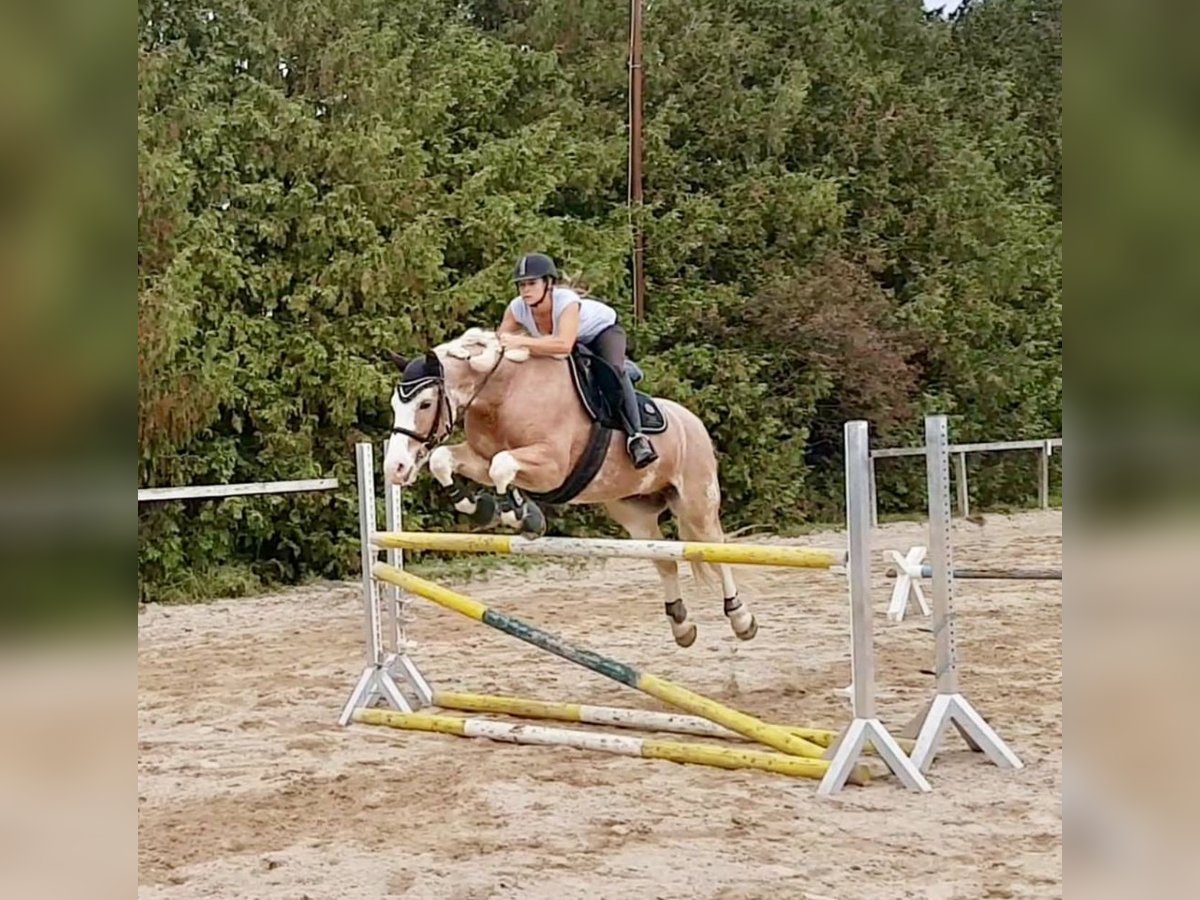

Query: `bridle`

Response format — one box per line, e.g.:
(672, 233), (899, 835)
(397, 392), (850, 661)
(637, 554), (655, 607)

(390, 376), (454, 451)
(390, 351), (508, 454)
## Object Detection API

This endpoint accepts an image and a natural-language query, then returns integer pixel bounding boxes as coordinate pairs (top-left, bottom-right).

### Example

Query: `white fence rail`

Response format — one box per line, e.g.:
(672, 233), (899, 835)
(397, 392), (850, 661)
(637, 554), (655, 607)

(138, 478), (339, 503)
(869, 437), (1061, 525)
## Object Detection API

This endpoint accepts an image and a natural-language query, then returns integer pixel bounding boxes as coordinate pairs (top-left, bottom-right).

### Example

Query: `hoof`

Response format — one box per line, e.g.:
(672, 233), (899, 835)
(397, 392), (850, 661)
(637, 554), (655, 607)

(673, 623), (698, 648)
(519, 502), (546, 538)
(733, 615), (758, 641)
(468, 493), (500, 530)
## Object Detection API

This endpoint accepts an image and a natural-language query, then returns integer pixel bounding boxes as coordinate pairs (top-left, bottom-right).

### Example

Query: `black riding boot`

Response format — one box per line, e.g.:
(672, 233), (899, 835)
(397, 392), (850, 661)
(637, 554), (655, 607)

(616, 370), (658, 469)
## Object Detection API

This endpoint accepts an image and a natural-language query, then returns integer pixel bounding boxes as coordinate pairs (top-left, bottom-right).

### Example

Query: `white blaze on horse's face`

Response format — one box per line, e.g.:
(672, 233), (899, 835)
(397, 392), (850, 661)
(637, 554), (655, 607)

(383, 385), (440, 486)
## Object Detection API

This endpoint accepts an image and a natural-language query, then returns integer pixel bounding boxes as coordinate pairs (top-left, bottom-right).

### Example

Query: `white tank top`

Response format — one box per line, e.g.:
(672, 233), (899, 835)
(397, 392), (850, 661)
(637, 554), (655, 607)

(508, 287), (617, 343)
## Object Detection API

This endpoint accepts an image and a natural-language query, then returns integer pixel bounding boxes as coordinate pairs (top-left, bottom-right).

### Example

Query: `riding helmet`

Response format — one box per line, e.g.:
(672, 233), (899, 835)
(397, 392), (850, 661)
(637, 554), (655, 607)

(512, 252), (558, 282)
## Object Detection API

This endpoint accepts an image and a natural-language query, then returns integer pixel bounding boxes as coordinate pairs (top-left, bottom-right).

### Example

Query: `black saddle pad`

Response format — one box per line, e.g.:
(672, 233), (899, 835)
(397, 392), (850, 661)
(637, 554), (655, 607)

(566, 347), (667, 434)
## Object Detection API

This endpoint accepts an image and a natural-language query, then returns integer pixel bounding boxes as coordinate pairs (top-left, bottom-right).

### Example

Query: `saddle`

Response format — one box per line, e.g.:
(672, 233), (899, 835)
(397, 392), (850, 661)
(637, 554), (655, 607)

(524, 346), (667, 506)
(565, 345), (667, 435)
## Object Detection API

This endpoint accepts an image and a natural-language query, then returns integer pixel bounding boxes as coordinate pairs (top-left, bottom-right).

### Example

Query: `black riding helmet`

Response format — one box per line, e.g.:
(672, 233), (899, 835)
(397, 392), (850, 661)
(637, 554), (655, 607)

(512, 252), (558, 282)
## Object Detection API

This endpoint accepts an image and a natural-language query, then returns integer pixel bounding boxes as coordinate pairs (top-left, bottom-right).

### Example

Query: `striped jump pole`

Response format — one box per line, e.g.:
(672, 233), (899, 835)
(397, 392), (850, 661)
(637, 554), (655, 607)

(371, 531), (846, 570)
(371, 562), (871, 785)
(890, 564), (1062, 581)
(432, 691), (917, 755)
(352, 709), (842, 781)
(885, 545), (1062, 622)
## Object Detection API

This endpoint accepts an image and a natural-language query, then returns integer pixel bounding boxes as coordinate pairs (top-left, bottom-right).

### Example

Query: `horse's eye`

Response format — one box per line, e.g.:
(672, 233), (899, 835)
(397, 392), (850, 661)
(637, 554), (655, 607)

(419, 400), (433, 410)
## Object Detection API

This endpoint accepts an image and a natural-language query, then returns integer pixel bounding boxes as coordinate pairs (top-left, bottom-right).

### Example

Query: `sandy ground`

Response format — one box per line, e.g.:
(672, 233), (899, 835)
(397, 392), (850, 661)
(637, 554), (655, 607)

(138, 511), (1062, 900)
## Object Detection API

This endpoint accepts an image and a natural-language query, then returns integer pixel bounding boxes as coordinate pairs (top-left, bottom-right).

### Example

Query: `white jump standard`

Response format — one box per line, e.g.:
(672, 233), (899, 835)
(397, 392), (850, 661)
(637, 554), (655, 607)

(818, 422), (930, 796)
(339, 443), (431, 726)
(903, 415), (1025, 773)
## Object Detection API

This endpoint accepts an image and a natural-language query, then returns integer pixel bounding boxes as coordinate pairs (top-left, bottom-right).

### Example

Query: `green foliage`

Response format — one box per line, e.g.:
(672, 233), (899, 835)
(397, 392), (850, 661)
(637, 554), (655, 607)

(138, 0), (1061, 601)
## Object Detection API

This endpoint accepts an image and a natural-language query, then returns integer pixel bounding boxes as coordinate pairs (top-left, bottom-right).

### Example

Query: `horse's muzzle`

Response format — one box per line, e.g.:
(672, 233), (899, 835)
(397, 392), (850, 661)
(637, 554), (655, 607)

(388, 454), (423, 487)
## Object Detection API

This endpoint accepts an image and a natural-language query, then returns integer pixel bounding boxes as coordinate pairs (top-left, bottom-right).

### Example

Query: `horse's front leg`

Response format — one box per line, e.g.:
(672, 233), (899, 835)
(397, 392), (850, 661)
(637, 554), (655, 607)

(487, 444), (566, 538)
(429, 443), (500, 528)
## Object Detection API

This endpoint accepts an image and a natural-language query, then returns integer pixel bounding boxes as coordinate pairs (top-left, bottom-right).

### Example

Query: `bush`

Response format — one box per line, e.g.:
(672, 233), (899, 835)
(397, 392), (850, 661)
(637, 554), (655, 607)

(138, 0), (1061, 601)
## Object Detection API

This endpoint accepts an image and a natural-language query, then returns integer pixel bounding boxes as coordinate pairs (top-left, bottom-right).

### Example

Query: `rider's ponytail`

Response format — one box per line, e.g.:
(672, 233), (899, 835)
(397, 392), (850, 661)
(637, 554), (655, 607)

(558, 270), (592, 298)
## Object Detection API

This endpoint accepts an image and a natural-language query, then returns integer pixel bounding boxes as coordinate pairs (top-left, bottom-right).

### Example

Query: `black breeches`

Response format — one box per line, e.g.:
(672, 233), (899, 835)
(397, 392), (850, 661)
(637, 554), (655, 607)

(585, 324), (643, 434)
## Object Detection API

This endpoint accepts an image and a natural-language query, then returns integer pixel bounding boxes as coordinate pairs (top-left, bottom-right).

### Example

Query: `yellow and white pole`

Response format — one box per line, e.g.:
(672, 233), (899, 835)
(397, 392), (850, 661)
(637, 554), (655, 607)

(371, 531), (846, 570)
(353, 709), (854, 782)
(432, 691), (915, 755)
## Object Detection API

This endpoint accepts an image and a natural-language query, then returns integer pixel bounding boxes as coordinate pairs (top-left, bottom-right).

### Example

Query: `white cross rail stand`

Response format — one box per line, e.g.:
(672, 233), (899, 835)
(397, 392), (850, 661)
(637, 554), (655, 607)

(886, 546), (932, 622)
(817, 421), (931, 796)
(904, 415), (1024, 773)
(338, 442), (433, 725)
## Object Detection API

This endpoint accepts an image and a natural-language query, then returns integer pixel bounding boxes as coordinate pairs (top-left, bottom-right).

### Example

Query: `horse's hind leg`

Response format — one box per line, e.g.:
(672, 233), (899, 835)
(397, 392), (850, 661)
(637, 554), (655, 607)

(603, 498), (698, 648)
(667, 475), (758, 641)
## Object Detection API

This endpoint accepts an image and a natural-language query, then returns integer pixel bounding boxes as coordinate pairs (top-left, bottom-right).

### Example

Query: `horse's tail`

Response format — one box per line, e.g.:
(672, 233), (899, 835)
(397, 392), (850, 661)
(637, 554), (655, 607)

(687, 559), (723, 590)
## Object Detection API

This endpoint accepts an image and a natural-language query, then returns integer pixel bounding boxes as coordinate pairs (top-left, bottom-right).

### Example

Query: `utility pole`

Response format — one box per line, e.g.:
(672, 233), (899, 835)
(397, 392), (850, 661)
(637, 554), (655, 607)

(629, 0), (646, 321)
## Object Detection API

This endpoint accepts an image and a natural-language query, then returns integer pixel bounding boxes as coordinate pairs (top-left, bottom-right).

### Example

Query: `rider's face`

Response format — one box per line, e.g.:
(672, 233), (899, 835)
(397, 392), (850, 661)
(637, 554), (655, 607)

(518, 278), (547, 304)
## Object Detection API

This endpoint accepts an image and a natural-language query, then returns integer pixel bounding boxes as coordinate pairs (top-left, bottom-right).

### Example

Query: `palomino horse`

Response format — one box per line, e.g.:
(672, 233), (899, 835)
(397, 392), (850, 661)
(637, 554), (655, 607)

(382, 328), (756, 647)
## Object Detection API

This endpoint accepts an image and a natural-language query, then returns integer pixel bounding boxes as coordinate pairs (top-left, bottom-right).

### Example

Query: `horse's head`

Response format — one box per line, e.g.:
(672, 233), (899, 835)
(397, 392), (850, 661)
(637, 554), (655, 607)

(381, 330), (529, 485)
(382, 349), (453, 486)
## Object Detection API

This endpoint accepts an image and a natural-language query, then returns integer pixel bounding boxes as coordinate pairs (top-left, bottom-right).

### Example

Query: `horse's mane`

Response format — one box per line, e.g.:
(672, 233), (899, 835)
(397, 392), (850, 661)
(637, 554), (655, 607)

(437, 327), (530, 372)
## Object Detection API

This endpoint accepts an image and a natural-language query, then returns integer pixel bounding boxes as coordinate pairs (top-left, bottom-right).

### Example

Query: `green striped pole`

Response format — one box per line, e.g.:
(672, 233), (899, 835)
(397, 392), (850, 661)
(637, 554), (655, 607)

(372, 563), (870, 785)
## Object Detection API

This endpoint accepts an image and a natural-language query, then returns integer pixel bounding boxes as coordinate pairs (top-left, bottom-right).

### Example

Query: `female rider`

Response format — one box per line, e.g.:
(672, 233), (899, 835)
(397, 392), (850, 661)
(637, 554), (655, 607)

(497, 252), (658, 470)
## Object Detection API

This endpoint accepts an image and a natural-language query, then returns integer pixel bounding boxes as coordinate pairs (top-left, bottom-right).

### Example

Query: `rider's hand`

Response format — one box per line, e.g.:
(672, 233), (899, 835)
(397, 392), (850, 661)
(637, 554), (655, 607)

(499, 333), (527, 350)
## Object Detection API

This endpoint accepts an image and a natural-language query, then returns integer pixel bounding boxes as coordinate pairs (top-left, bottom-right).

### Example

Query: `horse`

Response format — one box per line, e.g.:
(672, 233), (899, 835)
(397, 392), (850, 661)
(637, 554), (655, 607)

(381, 327), (756, 647)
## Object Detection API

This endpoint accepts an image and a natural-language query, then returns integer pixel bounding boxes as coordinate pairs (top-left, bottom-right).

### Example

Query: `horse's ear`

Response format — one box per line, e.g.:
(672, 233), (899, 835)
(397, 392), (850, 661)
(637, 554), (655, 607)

(424, 349), (442, 373)
(386, 351), (409, 370)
